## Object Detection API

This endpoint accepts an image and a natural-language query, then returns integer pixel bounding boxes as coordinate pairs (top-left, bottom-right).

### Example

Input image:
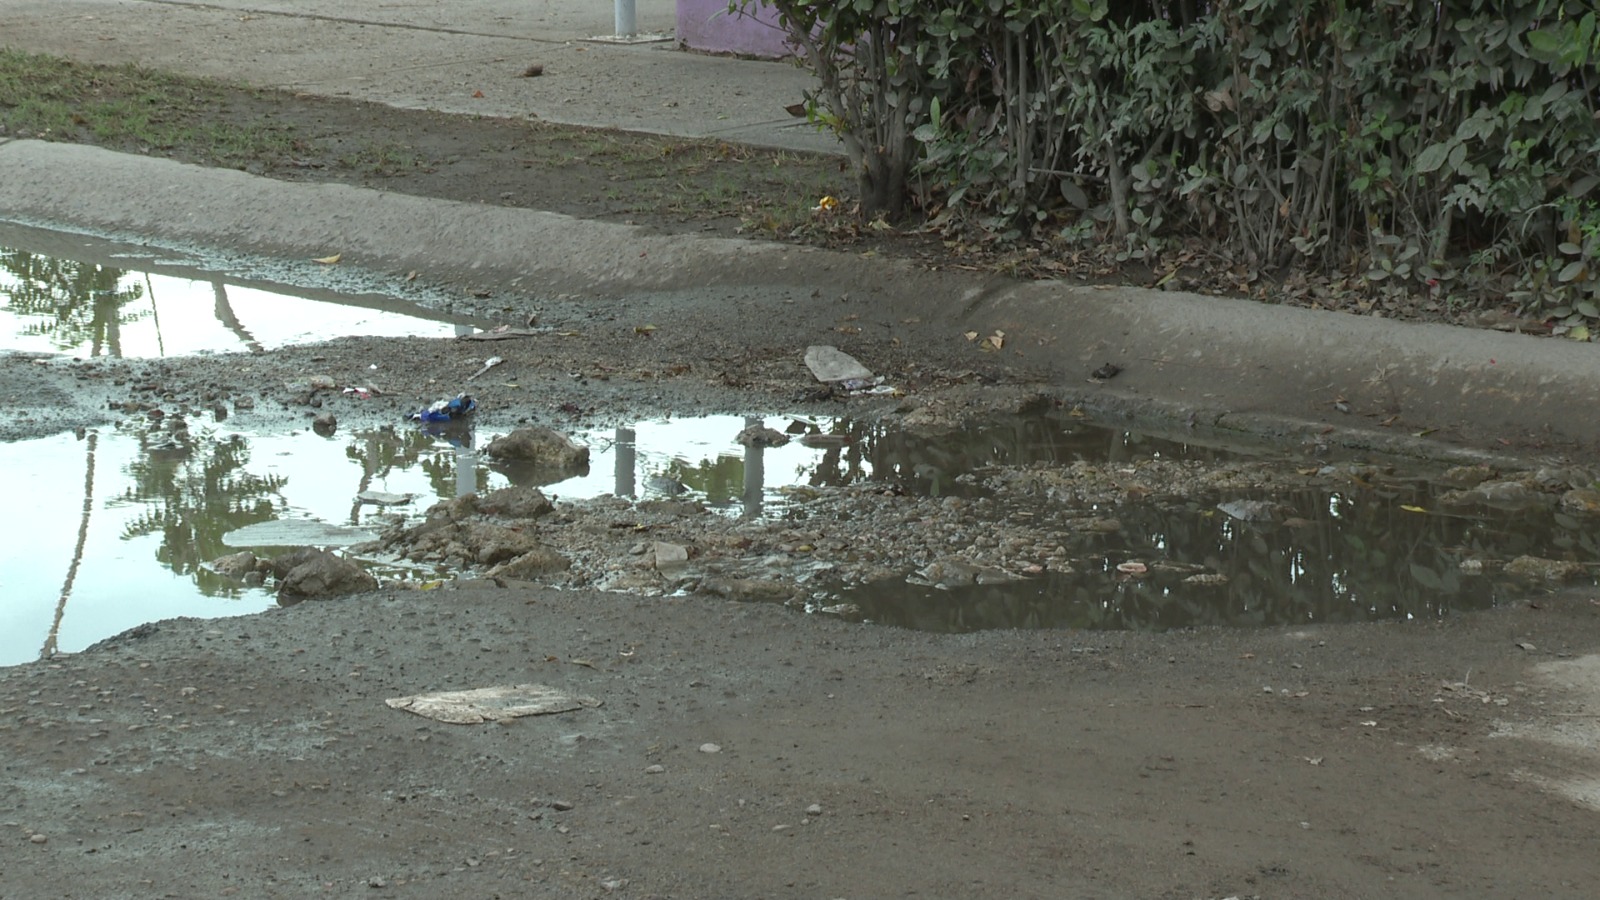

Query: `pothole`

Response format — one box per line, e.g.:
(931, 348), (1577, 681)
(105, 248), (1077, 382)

(5, 403), (1598, 665)
(3, 240), (1599, 667)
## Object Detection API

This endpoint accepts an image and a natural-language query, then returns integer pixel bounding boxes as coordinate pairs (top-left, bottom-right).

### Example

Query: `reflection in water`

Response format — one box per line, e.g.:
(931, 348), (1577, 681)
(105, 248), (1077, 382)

(846, 481), (1598, 632)
(0, 248), (147, 357)
(0, 422), (489, 667)
(119, 429), (286, 588)
(0, 245), (474, 358)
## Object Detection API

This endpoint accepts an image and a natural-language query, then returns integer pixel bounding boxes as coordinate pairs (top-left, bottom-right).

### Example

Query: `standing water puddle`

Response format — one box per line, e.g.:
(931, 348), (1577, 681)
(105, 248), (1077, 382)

(0, 243), (477, 356)
(2, 242), (1596, 665)
(841, 483), (1599, 633)
(0, 413), (970, 664)
(1, 410), (1594, 664)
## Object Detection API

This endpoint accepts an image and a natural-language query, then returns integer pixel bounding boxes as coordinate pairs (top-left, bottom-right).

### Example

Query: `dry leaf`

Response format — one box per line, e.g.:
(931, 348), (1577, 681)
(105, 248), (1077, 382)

(312, 253), (342, 265)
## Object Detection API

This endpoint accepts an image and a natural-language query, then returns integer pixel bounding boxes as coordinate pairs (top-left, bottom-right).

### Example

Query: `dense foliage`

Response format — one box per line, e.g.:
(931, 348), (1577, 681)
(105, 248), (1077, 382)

(747, 0), (1600, 331)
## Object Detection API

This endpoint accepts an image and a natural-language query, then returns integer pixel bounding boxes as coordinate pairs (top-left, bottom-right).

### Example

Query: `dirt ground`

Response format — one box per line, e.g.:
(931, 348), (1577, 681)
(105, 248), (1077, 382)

(4, 96), (1600, 898)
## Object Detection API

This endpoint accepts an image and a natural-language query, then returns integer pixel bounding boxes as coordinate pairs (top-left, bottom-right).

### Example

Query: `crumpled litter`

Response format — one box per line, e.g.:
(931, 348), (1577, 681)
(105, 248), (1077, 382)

(385, 684), (601, 724)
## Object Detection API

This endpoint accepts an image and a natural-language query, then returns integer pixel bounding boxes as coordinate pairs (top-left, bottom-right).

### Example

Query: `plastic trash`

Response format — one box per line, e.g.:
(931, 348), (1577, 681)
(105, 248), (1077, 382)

(410, 393), (476, 423)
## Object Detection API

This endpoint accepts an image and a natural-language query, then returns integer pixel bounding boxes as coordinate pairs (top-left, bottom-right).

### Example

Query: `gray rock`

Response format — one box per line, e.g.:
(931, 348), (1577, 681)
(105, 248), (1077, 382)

(312, 412), (337, 436)
(488, 547), (571, 580)
(653, 542), (689, 570)
(1440, 480), (1546, 510)
(477, 485), (554, 520)
(209, 550), (258, 579)
(736, 425), (790, 448)
(804, 345), (874, 383)
(276, 549), (379, 602)
(1560, 488), (1600, 514)
(485, 427), (590, 469)
(700, 578), (801, 603)
(1503, 555), (1584, 581)
(356, 490), (414, 506)
(1217, 499), (1275, 522)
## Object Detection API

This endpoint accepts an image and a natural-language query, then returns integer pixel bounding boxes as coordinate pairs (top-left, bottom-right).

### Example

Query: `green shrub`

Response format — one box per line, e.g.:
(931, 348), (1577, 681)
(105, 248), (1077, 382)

(748, 0), (1600, 329)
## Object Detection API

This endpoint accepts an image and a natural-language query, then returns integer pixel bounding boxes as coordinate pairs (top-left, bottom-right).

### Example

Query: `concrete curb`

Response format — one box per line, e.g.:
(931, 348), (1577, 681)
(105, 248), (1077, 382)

(2, 139), (1598, 455)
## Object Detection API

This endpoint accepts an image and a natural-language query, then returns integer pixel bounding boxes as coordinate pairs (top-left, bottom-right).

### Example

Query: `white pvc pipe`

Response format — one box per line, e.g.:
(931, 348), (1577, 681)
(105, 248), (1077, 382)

(614, 0), (636, 36)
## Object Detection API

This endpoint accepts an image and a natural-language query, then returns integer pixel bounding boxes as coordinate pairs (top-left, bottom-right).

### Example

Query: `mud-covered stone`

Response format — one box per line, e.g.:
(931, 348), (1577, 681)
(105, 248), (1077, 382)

(485, 428), (590, 469)
(1503, 555), (1584, 581)
(1559, 488), (1600, 514)
(210, 550), (258, 579)
(735, 425), (789, 448)
(477, 485), (555, 520)
(700, 577), (802, 603)
(276, 549), (379, 602)
(487, 547), (571, 580)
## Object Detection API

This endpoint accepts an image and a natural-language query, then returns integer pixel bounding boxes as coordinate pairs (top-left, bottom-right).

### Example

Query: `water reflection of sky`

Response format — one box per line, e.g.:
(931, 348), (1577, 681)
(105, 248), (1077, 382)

(0, 263), (466, 358)
(0, 415), (851, 666)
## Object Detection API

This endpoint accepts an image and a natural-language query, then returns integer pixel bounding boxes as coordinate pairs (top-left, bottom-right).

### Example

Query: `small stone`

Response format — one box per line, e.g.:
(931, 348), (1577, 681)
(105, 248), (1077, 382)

(805, 804), (823, 816)
(644, 764), (665, 774)
(367, 877), (387, 888)
(654, 542), (690, 570)
(1504, 555), (1584, 581)
(550, 799), (575, 811)
(312, 412), (338, 436)
(699, 742), (721, 754)
(29, 833), (47, 844)
(772, 824), (791, 832)
(735, 425), (790, 448)
(804, 345), (874, 383)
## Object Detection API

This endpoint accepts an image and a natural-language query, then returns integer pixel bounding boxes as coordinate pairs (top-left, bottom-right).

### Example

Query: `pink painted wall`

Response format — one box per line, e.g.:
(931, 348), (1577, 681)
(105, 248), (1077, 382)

(676, 0), (794, 59)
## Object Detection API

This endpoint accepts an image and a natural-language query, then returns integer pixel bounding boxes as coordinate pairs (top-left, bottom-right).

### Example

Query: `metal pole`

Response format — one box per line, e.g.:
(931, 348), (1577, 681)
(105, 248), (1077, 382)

(614, 0), (636, 37)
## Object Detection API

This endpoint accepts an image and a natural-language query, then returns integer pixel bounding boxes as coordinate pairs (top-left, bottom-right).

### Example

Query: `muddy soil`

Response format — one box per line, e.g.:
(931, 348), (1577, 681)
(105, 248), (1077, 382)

(4, 311), (1600, 898)
(3, 107), (1600, 898)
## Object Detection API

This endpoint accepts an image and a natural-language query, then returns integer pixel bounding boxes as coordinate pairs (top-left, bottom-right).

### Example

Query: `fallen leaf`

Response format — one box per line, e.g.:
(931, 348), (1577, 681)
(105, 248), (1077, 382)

(312, 253), (342, 265)
(634, 324), (657, 335)
(1400, 504), (1427, 513)
(472, 89), (485, 98)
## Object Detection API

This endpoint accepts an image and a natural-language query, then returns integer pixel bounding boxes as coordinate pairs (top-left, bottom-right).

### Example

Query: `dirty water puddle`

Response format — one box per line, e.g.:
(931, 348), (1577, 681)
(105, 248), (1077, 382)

(3, 406), (1596, 665)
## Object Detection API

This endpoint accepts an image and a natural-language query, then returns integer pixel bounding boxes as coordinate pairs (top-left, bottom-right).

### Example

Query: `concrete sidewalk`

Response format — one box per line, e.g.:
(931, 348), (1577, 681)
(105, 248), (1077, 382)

(0, 0), (834, 153)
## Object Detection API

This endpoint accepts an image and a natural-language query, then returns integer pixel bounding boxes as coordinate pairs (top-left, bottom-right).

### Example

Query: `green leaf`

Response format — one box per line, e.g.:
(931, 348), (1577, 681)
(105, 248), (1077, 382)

(1415, 142), (1451, 174)
(1558, 260), (1588, 282)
